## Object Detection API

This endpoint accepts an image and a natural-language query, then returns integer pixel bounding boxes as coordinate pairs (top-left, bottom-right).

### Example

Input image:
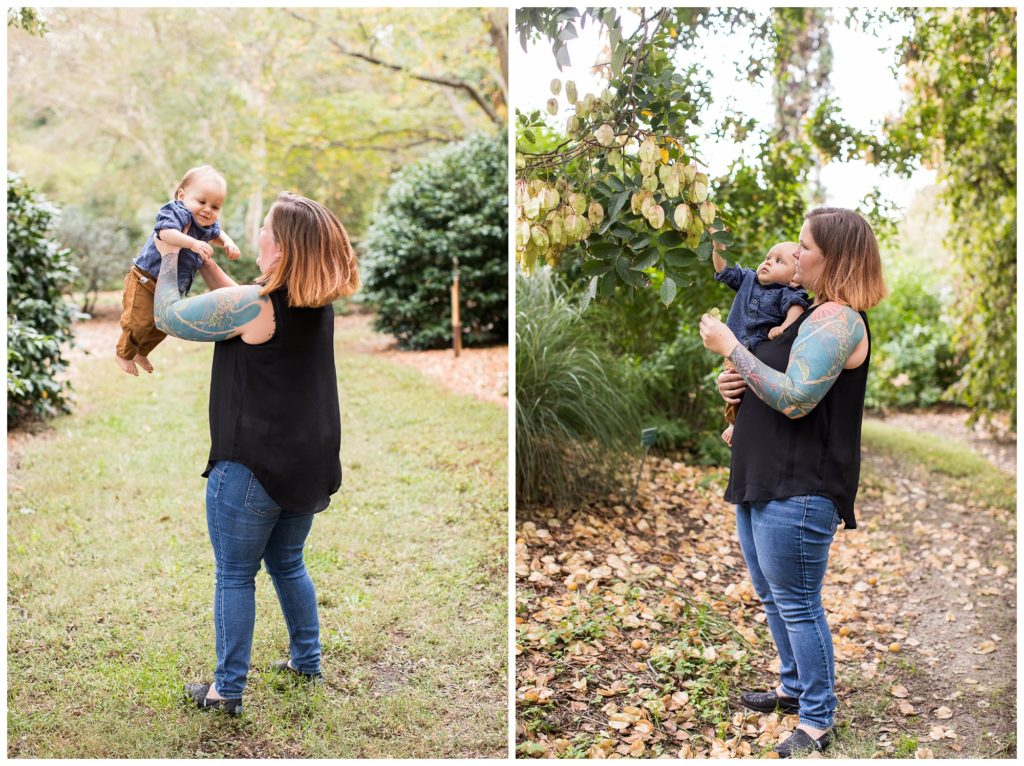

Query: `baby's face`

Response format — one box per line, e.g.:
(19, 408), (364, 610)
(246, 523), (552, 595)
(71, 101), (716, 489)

(178, 177), (226, 228)
(757, 244), (799, 286)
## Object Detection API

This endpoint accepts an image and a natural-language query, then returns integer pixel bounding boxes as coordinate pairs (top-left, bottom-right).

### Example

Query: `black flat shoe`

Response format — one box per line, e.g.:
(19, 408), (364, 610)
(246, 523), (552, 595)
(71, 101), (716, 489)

(740, 689), (800, 714)
(774, 727), (833, 758)
(267, 659), (323, 683)
(184, 682), (243, 715)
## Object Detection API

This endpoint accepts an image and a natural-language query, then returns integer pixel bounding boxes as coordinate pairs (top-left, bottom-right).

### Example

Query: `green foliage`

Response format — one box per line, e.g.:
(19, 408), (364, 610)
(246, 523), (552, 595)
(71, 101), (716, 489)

(361, 132), (508, 350)
(8, 8), (504, 248)
(515, 8), (736, 305)
(7, 172), (78, 426)
(580, 286), (731, 465)
(516, 271), (644, 507)
(865, 276), (957, 410)
(809, 8), (1017, 423)
(55, 206), (132, 314)
(7, 7), (47, 35)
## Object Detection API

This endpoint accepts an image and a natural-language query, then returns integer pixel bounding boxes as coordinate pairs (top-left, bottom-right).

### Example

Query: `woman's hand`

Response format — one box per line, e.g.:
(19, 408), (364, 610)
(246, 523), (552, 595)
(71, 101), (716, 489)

(699, 313), (739, 358)
(717, 368), (747, 404)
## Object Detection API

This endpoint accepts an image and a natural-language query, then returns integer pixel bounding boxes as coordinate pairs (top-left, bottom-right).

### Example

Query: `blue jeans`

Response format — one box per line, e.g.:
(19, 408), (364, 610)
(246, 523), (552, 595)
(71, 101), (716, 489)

(205, 460), (322, 698)
(735, 495), (840, 729)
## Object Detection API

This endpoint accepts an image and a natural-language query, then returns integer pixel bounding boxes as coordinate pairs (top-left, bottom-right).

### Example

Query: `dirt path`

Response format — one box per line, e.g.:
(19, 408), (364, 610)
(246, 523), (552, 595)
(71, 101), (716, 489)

(835, 435), (1016, 757)
(516, 411), (1016, 758)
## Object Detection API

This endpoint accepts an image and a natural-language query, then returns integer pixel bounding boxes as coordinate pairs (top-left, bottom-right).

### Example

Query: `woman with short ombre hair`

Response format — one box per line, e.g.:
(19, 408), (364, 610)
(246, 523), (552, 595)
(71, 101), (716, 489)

(699, 207), (886, 757)
(153, 191), (359, 715)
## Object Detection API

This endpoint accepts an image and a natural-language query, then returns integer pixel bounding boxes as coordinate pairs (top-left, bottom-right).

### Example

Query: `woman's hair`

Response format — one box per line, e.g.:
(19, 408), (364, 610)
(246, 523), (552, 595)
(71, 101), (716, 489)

(175, 165), (226, 196)
(256, 192), (360, 307)
(805, 207), (887, 311)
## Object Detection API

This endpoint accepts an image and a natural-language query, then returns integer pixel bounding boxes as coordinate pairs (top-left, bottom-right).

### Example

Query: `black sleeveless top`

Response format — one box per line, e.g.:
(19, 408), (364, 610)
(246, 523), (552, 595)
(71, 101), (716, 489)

(725, 304), (870, 529)
(202, 288), (342, 516)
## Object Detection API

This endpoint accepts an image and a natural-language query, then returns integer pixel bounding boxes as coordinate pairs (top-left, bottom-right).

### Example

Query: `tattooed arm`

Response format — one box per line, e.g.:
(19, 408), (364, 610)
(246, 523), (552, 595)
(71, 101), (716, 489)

(700, 303), (865, 418)
(153, 250), (274, 344)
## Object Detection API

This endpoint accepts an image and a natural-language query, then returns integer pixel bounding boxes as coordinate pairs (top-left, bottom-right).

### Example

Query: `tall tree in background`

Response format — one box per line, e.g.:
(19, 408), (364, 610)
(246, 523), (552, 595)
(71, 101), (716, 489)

(7, 7), (505, 248)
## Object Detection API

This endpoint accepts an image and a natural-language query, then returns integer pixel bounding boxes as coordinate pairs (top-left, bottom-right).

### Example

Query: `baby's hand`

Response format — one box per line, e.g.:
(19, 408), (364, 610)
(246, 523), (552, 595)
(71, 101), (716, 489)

(193, 240), (215, 259)
(768, 326), (783, 340)
(225, 243), (241, 261)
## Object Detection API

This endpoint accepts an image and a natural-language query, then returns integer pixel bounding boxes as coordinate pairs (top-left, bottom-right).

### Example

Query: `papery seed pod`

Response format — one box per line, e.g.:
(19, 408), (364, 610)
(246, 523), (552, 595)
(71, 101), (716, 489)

(681, 164), (698, 184)
(570, 193), (587, 215)
(564, 213), (581, 240)
(524, 197), (541, 220)
(548, 216), (564, 245)
(663, 174), (681, 198)
(699, 200), (717, 225)
(546, 98), (558, 115)
(578, 215), (592, 240)
(594, 124), (615, 147)
(607, 148), (622, 166)
(641, 160), (656, 178)
(567, 115), (580, 134)
(673, 203), (693, 230)
(639, 139), (659, 163)
(658, 164), (674, 184)
(640, 193), (656, 218)
(528, 179), (545, 195)
(515, 153), (526, 170)
(631, 191), (643, 216)
(687, 215), (704, 240)
(642, 175), (659, 192)
(615, 133), (629, 147)
(584, 93), (596, 111)
(550, 78), (561, 96)
(566, 80), (577, 104)
(646, 204), (665, 229)
(588, 201), (604, 226)
(576, 100), (590, 118)
(689, 177), (709, 203)
(530, 224), (550, 249)
(516, 221), (531, 248)
(543, 187), (560, 211)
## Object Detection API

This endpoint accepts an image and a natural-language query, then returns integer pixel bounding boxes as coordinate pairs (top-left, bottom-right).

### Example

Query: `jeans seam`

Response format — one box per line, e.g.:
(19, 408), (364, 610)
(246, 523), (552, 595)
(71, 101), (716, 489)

(804, 496), (835, 729)
(209, 462), (228, 693)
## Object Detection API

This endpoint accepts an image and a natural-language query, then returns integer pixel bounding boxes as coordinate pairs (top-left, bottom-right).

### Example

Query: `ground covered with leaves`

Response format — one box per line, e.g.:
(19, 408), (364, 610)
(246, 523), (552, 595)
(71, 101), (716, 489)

(516, 415), (1015, 759)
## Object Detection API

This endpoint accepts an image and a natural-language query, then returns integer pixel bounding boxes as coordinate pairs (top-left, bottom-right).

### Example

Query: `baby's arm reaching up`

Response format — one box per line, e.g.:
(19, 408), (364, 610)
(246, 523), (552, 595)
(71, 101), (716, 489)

(768, 304), (806, 340)
(711, 230), (728, 274)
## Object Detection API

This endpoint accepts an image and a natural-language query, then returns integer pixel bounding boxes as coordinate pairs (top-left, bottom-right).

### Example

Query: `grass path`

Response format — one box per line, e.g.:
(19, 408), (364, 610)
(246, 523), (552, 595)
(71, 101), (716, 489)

(515, 414), (1014, 758)
(8, 319), (508, 758)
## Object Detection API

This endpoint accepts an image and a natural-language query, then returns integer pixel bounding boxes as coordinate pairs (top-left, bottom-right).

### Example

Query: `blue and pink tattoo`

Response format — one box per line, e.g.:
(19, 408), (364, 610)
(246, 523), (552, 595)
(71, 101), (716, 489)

(728, 303), (866, 418)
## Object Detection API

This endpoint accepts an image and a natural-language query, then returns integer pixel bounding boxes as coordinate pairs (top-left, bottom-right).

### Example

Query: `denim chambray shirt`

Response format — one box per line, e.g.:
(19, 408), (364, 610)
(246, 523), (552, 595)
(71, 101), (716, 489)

(716, 265), (810, 350)
(133, 200), (221, 295)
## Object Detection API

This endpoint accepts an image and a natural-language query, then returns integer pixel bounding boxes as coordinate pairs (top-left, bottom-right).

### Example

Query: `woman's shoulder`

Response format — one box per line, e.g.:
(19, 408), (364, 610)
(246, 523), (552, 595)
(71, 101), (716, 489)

(803, 301), (867, 338)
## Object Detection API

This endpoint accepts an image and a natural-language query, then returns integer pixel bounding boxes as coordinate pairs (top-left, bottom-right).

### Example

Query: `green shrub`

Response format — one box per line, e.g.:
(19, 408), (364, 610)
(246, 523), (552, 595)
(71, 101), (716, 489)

(865, 276), (957, 409)
(362, 132), (508, 350)
(634, 324), (732, 466)
(7, 172), (78, 426)
(582, 284), (732, 466)
(516, 271), (644, 507)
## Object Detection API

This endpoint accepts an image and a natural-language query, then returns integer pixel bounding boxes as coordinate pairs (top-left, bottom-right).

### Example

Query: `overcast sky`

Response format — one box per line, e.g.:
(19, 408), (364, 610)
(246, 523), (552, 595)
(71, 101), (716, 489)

(513, 11), (936, 210)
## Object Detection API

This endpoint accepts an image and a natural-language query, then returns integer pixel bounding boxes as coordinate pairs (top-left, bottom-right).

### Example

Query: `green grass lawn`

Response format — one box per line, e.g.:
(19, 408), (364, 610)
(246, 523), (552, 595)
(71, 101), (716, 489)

(8, 321), (508, 758)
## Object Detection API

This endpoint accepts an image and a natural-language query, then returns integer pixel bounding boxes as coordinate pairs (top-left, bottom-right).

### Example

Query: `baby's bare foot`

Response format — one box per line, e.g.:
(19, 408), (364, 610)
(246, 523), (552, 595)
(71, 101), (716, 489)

(721, 425), (734, 447)
(115, 354), (139, 376)
(136, 356), (154, 373)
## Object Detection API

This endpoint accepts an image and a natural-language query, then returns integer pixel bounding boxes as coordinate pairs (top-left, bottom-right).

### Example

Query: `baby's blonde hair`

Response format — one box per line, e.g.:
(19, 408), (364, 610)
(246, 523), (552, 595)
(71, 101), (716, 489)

(768, 241), (799, 260)
(175, 165), (226, 197)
